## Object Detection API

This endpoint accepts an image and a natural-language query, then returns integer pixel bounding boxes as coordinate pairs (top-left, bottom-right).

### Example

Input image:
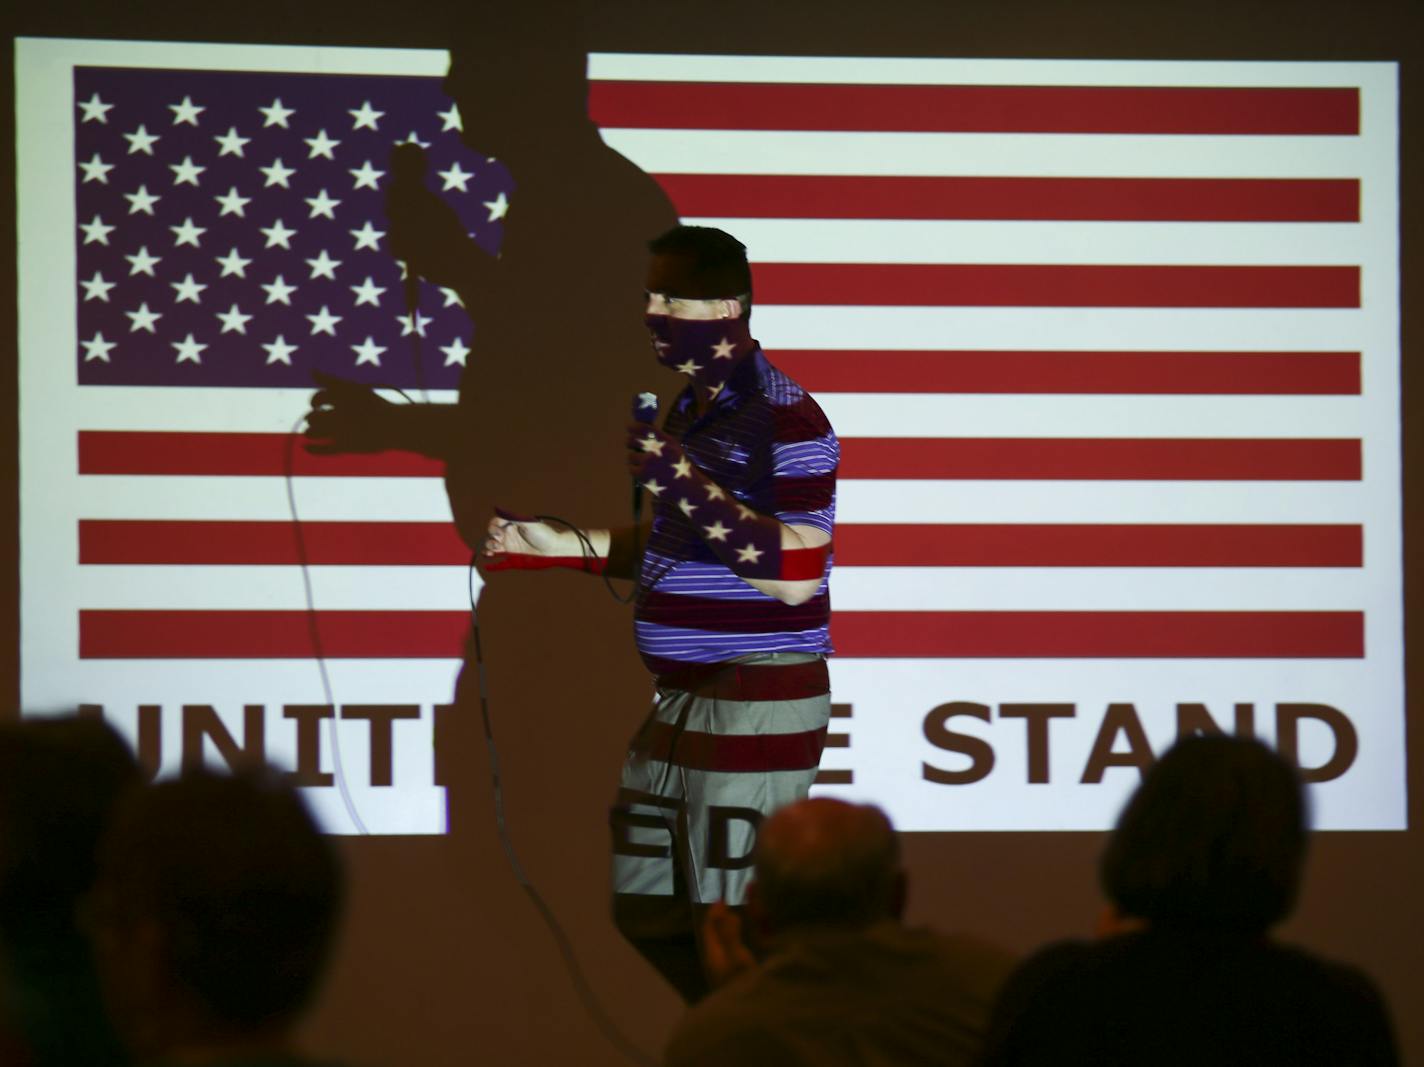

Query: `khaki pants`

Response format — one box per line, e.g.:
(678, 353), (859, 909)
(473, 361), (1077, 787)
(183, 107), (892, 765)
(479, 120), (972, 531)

(609, 652), (830, 998)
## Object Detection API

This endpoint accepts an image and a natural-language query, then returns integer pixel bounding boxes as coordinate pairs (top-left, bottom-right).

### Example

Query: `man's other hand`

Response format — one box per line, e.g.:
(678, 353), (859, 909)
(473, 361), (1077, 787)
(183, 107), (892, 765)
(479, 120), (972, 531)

(482, 513), (567, 560)
(481, 513), (611, 573)
(304, 371), (397, 454)
(626, 422), (680, 479)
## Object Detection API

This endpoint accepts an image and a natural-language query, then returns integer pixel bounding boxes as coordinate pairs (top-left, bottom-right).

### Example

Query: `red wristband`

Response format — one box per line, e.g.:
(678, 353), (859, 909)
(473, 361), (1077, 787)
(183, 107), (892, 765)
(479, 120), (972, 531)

(484, 554), (608, 575)
(780, 542), (832, 581)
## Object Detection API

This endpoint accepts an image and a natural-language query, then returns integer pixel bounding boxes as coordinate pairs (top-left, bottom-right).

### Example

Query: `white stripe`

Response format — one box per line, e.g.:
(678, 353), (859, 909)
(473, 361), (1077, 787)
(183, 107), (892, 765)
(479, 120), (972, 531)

(835, 481), (1366, 524)
(77, 476), (452, 521)
(77, 389), (1369, 442)
(755, 307), (1369, 351)
(828, 566), (1365, 611)
(682, 220), (1367, 267)
(75, 477), (1368, 525)
(80, 565), (472, 610)
(601, 130), (1367, 179)
(589, 53), (1391, 89)
(53, 659), (463, 702)
(75, 387), (457, 433)
(72, 364), (1371, 435)
(818, 394), (1361, 439)
(19, 37), (449, 77)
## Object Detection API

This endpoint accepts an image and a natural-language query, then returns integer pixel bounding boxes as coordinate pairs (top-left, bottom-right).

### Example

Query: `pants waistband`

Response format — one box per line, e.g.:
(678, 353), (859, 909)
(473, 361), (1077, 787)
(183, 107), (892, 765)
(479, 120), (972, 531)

(654, 657), (829, 702)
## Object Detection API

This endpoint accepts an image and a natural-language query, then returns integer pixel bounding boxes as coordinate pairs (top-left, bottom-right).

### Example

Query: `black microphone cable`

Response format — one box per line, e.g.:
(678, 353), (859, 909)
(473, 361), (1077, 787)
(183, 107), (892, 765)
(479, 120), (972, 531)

(286, 375), (423, 837)
(285, 412), (387, 837)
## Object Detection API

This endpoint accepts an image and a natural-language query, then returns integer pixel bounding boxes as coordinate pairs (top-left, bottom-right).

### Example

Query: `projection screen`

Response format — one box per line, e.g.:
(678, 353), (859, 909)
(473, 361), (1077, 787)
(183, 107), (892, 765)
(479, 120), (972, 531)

(15, 39), (1402, 833)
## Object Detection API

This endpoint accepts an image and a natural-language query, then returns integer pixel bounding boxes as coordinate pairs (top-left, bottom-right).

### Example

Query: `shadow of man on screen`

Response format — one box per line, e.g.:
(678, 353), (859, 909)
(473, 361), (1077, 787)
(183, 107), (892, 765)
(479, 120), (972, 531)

(302, 1), (683, 1050)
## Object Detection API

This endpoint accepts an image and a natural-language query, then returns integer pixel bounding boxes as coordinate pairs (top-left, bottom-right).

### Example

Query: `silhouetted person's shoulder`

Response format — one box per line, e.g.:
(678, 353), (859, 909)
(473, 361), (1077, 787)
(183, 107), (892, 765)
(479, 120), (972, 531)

(983, 930), (1399, 1067)
(666, 923), (1014, 1067)
(0, 717), (138, 1067)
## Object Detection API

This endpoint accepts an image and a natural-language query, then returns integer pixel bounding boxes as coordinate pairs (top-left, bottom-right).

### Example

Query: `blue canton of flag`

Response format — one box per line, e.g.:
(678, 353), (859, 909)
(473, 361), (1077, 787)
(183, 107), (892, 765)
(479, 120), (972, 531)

(74, 66), (511, 389)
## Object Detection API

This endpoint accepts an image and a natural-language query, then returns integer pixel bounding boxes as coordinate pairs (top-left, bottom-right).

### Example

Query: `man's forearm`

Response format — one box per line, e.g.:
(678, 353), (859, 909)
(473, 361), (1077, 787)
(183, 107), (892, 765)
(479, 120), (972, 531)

(633, 431), (830, 604)
(484, 521), (652, 579)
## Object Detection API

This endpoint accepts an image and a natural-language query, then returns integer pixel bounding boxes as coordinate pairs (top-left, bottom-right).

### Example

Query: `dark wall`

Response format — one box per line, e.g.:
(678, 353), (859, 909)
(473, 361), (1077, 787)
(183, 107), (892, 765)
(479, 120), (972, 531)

(3, 1), (1420, 1065)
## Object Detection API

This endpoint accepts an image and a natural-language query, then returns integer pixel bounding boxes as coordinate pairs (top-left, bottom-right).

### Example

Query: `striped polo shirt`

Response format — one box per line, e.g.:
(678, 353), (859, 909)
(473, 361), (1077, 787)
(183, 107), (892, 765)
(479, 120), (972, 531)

(634, 348), (839, 676)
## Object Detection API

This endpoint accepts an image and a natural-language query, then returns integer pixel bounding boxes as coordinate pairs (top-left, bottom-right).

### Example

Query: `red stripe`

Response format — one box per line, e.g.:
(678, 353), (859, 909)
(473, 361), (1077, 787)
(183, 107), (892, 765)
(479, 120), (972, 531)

(80, 610), (470, 659)
(76, 434), (1361, 481)
(840, 438), (1360, 480)
(76, 521), (1361, 568)
(654, 659), (831, 701)
(77, 431), (444, 477)
(633, 721), (827, 772)
(79, 520), (471, 565)
(752, 264), (1359, 308)
(656, 175), (1359, 222)
(78, 610), (1363, 659)
(833, 611), (1363, 657)
(769, 350), (1361, 395)
(834, 524), (1362, 567)
(482, 553), (607, 574)
(771, 475), (836, 513)
(638, 591), (829, 633)
(589, 82), (1359, 135)
(782, 543), (832, 581)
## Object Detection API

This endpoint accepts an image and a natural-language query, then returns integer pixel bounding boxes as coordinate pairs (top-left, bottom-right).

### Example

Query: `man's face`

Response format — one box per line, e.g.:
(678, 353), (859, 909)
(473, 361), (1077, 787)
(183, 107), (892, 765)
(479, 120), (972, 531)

(645, 254), (741, 321)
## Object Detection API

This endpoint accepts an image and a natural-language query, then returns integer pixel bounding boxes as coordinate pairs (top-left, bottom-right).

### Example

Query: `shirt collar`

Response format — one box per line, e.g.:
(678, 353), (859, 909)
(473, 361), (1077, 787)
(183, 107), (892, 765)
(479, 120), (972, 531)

(673, 345), (764, 422)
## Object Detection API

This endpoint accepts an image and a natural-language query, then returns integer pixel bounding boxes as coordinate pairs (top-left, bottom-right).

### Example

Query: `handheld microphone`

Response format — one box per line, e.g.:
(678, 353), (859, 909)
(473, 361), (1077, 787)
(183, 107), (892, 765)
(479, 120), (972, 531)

(389, 142), (428, 314)
(631, 391), (659, 523)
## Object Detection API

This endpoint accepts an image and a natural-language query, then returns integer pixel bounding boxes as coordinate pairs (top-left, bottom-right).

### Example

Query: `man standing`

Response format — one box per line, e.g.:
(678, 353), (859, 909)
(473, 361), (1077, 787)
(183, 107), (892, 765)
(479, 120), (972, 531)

(483, 225), (839, 1000)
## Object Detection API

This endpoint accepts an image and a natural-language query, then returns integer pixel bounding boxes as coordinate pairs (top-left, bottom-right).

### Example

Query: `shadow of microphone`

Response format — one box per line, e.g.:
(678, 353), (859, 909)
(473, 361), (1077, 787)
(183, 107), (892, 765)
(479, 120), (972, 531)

(389, 142), (429, 314)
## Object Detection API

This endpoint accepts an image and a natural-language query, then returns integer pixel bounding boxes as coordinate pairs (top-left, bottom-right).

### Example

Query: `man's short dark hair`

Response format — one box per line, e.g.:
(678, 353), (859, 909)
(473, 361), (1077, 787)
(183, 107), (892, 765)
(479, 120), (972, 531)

(99, 768), (343, 1030)
(1100, 734), (1308, 932)
(753, 800), (899, 931)
(647, 225), (753, 314)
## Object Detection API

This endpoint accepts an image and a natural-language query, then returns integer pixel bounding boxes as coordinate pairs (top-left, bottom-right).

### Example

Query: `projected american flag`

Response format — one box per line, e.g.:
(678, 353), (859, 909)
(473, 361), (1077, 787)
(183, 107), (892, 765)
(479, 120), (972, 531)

(73, 66), (508, 389)
(17, 43), (1403, 831)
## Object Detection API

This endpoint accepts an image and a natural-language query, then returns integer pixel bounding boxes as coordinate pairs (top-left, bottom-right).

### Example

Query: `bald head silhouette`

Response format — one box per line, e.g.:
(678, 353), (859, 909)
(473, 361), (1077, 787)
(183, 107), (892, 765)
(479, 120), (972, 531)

(749, 798), (906, 936)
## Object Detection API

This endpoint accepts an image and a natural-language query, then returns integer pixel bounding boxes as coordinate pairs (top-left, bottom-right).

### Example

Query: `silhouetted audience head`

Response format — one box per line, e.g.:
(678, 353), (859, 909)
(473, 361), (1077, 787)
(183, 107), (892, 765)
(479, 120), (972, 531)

(648, 225), (754, 313)
(0, 716), (139, 947)
(94, 768), (343, 1061)
(1100, 734), (1308, 933)
(750, 797), (904, 935)
(0, 715), (139, 1067)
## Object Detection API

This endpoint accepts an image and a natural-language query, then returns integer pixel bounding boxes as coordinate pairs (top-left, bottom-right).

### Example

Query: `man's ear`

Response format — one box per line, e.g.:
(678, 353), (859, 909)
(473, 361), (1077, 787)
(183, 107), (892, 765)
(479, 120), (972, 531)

(720, 297), (744, 320)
